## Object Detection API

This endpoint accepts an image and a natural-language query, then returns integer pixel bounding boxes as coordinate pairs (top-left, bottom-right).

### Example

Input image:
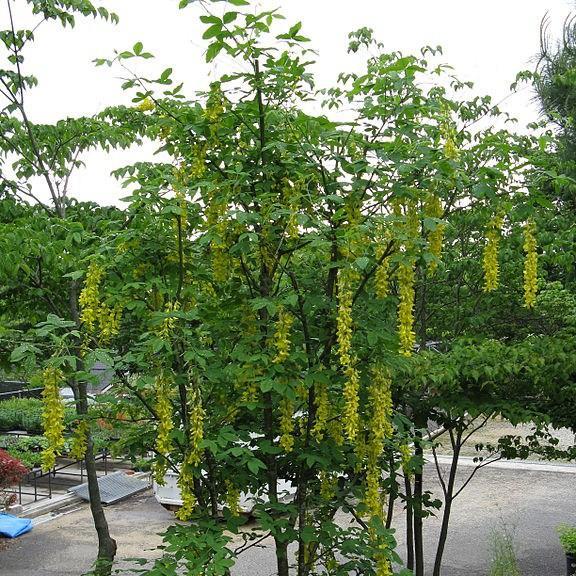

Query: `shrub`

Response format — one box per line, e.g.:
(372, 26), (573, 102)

(0, 449), (28, 508)
(0, 398), (74, 434)
(558, 525), (576, 555)
(0, 435), (48, 469)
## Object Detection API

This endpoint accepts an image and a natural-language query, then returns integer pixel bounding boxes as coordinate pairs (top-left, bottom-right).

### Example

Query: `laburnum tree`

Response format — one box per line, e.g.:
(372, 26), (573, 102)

(2, 1), (574, 576)
(53, 2), (567, 576)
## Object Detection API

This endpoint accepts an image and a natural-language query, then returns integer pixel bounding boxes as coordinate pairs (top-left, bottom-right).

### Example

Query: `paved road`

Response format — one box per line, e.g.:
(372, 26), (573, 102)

(1, 462), (575, 575)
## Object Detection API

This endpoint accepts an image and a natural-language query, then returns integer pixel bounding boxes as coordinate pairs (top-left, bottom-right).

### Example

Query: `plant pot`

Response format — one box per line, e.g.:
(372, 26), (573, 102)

(567, 553), (576, 576)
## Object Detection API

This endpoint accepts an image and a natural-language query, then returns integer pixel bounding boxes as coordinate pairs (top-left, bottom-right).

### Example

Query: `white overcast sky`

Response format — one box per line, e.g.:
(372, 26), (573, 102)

(6, 0), (575, 206)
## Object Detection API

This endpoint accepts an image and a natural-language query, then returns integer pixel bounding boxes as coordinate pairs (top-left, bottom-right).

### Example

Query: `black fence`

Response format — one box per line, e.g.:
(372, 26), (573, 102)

(7, 451), (110, 505)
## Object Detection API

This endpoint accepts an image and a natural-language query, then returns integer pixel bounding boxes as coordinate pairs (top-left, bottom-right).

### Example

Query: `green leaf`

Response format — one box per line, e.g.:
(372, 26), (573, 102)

(203, 24), (222, 40)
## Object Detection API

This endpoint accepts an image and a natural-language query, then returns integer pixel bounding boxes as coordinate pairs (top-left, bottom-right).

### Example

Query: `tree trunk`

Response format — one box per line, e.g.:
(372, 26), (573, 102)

(413, 433), (425, 576)
(432, 431), (462, 576)
(69, 282), (117, 575)
(404, 474), (415, 571)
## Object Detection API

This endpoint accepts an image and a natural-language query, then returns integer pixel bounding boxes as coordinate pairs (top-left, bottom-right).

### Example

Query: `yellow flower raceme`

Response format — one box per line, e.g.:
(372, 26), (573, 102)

(69, 420), (89, 461)
(98, 304), (122, 345)
(337, 269), (354, 367)
(319, 471), (337, 501)
(157, 301), (180, 340)
(279, 397), (295, 452)
(399, 443), (413, 477)
(135, 97), (154, 112)
(397, 261), (416, 357)
(187, 387), (205, 468)
(272, 310), (294, 364)
(523, 220), (538, 308)
(343, 364), (360, 442)
(175, 466), (197, 521)
(190, 144), (207, 179)
(311, 381), (329, 441)
(40, 366), (66, 471)
(79, 262), (104, 333)
(483, 216), (503, 292)
(225, 480), (241, 516)
(153, 373), (174, 486)
(374, 246), (390, 299)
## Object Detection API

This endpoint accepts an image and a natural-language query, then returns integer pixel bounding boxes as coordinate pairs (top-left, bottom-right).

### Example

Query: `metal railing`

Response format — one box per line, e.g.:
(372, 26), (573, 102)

(7, 452), (109, 506)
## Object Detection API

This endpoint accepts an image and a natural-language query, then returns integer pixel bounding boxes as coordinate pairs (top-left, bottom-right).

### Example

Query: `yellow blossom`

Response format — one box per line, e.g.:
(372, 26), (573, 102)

(397, 262), (416, 356)
(279, 397), (295, 452)
(79, 262), (104, 333)
(375, 246), (390, 299)
(40, 366), (66, 471)
(523, 219), (538, 308)
(153, 372), (174, 486)
(69, 420), (89, 461)
(225, 480), (241, 516)
(135, 97), (154, 112)
(483, 216), (503, 292)
(343, 364), (360, 442)
(272, 310), (294, 364)
(311, 381), (330, 441)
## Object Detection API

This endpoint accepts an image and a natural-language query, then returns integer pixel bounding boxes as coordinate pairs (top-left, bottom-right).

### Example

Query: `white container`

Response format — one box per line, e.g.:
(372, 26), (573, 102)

(153, 471), (296, 514)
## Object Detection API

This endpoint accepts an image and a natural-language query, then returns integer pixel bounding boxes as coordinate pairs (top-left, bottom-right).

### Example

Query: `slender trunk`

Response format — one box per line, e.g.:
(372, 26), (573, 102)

(432, 432), (462, 576)
(413, 432), (425, 576)
(69, 282), (116, 575)
(404, 474), (415, 571)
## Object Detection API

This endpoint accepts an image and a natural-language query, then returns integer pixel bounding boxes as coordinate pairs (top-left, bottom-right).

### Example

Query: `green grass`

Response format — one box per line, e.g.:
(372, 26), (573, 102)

(488, 525), (521, 576)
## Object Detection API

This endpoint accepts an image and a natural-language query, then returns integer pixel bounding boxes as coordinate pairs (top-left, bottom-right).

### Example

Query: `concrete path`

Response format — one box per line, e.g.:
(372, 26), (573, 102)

(1, 462), (574, 575)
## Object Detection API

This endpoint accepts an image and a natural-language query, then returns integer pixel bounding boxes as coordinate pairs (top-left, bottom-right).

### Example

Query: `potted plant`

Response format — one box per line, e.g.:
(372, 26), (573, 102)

(558, 525), (576, 576)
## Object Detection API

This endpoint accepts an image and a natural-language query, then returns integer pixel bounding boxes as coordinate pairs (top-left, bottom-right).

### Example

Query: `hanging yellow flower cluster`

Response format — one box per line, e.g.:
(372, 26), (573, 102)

(187, 387), (205, 467)
(206, 196), (230, 283)
(319, 471), (338, 503)
(205, 83), (225, 128)
(375, 244), (390, 299)
(79, 262), (104, 333)
(135, 97), (154, 112)
(157, 301), (180, 340)
(311, 381), (330, 441)
(175, 386), (205, 521)
(279, 397), (295, 452)
(425, 194), (445, 274)
(225, 480), (241, 516)
(440, 108), (460, 161)
(337, 268), (360, 441)
(482, 215), (503, 292)
(153, 372), (174, 486)
(98, 304), (123, 345)
(69, 420), (89, 461)
(399, 443), (413, 478)
(397, 262), (416, 357)
(523, 219), (538, 308)
(282, 178), (301, 239)
(272, 309), (294, 364)
(364, 366), (393, 519)
(79, 262), (122, 344)
(190, 144), (207, 179)
(175, 468), (197, 521)
(40, 366), (66, 471)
